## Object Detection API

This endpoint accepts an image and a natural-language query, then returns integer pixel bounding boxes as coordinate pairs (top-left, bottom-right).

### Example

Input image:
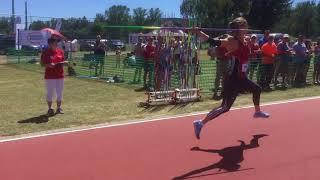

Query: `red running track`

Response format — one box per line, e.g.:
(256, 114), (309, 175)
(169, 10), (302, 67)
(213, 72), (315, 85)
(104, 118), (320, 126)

(0, 98), (320, 180)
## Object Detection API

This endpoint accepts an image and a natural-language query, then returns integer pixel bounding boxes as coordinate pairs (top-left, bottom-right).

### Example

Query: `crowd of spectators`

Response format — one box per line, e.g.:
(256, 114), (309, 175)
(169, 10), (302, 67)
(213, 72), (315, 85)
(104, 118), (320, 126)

(211, 30), (320, 99)
(75, 32), (320, 96)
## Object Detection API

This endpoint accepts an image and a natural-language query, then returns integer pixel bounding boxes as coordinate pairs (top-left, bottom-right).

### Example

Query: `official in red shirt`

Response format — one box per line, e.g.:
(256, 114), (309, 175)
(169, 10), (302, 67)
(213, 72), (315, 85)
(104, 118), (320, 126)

(41, 36), (67, 116)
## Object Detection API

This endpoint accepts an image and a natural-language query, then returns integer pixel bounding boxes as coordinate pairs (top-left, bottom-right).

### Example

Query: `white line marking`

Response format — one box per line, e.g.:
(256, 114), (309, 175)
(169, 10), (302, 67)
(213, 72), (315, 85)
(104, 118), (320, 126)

(1, 96), (319, 143)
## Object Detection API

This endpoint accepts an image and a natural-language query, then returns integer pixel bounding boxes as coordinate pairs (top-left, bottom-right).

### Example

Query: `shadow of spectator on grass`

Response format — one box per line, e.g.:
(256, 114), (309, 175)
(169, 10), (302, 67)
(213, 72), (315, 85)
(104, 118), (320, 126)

(18, 114), (54, 124)
(172, 134), (268, 180)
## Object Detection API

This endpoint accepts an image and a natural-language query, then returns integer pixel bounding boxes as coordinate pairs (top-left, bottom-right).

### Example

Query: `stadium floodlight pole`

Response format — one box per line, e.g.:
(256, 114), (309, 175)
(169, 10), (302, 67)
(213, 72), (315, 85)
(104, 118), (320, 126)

(103, 25), (262, 32)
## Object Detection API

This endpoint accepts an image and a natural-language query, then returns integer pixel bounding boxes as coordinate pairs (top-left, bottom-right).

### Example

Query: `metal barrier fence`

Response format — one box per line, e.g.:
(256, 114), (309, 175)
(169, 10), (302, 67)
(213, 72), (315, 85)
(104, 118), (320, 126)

(5, 49), (320, 95)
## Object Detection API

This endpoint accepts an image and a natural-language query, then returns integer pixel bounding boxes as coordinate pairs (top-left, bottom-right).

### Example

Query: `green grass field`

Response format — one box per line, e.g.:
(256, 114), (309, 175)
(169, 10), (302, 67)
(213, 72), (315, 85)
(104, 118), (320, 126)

(1, 64), (319, 137)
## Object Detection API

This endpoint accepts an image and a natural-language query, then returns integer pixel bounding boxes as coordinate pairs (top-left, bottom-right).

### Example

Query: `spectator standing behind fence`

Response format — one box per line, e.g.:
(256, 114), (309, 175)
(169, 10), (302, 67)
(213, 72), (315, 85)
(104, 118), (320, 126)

(259, 30), (270, 47)
(133, 38), (145, 84)
(292, 35), (307, 87)
(303, 40), (313, 85)
(313, 40), (320, 84)
(173, 37), (182, 72)
(211, 46), (229, 100)
(248, 34), (261, 80)
(154, 37), (164, 91)
(40, 36), (67, 116)
(287, 40), (296, 85)
(192, 47), (200, 88)
(64, 40), (72, 60)
(115, 46), (121, 68)
(143, 37), (155, 90)
(274, 34), (291, 88)
(259, 35), (277, 91)
(179, 42), (188, 89)
(160, 39), (174, 90)
(94, 35), (106, 77)
(94, 35), (106, 55)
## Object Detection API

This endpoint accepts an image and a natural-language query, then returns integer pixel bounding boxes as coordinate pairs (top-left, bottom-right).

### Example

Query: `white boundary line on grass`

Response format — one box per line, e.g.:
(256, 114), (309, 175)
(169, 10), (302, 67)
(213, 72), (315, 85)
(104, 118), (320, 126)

(1, 96), (320, 143)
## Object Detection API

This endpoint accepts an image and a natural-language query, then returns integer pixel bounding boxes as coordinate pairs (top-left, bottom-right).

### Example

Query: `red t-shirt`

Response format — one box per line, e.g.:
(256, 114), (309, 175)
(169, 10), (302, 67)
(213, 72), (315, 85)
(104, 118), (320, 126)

(41, 48), (65, 79)
(231, 42), (250, 78)
(249, 42), (260, 59)
(144, 44), (155, 61)
(261, 42), (277, 64)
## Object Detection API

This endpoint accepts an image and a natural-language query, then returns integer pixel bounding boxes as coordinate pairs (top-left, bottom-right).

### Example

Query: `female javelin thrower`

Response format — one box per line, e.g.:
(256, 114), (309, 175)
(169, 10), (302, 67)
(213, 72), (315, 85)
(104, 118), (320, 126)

(193, 17), (270, 139)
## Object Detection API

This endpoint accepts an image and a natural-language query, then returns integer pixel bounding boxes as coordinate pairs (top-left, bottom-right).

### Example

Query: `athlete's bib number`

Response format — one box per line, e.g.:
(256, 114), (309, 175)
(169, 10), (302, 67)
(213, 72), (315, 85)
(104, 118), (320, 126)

(242, 64), (248, 72)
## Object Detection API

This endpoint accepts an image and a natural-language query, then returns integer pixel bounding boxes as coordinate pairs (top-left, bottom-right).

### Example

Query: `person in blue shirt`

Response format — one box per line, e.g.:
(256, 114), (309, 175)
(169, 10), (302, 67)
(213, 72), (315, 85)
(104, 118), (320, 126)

(274, 34), (292, 87)
(313, 40), (320, 84)
(292, 35), (307, 86)
(258, 30), (270, 47)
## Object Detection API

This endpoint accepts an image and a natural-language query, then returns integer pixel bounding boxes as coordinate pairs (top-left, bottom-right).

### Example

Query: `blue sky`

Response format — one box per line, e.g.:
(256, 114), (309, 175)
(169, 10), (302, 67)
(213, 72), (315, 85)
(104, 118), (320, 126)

(0, 0), (318, 21)
(0, 0), (181, 20)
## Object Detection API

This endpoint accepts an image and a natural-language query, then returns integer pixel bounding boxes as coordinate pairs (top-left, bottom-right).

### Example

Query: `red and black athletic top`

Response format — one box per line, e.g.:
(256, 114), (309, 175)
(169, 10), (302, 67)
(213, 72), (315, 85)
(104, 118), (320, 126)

(208, 37), (249, 79)
(230, 41), (250, 78)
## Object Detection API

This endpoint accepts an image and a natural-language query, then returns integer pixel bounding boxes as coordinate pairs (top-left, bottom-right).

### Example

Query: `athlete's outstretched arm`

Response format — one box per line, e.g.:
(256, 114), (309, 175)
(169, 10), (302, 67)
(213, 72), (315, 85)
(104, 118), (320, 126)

(196, 30), (229, 48)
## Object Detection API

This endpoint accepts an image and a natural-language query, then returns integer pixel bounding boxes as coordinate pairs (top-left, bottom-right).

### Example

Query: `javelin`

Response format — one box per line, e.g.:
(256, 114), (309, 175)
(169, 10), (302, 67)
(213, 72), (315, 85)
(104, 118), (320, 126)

(103, 25), (262, 32)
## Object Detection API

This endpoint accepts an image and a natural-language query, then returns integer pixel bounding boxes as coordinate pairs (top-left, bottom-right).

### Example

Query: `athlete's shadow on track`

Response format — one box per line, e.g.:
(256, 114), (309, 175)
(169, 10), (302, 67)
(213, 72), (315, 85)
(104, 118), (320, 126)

(17, 114), (55, 124)
(172, 134), (268, 180)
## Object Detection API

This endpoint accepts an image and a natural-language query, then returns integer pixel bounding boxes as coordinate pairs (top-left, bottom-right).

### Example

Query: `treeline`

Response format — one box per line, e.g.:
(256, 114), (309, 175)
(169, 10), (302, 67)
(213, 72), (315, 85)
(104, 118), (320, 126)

(1, 1), (320, 39)
(181, 0), (320, 38)
(273, 1), (320, 38)
(30, 6), (163, 40)
(0, 6), (163, 40)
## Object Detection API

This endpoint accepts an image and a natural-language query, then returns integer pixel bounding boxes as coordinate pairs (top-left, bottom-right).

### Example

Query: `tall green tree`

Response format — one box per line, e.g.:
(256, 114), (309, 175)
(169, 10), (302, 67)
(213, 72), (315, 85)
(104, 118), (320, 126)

(59, 17), (94, 39)
(209, 0), (236, 26)
(29, 20), (50, 30)
(181, 0), (251, 27)
(247, 0), (292, 30)
(92, 13), (106, 36)
(133, 7), (147, 25)
(180, 0), (197, 18)
(291, 1), (317, 38)
(0, 17), (12, 34)
(313, 2), (320, 37)
(105, 5), (130, 25)
(180, 0), (206, 26)
(104, 5), (131, 39)
(273, 1), (319, 38)
(272, 9), (293, 34)
(92, 23), (104, 35)
(95, 13), (105, 23)
(147, 8), (162, 26)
